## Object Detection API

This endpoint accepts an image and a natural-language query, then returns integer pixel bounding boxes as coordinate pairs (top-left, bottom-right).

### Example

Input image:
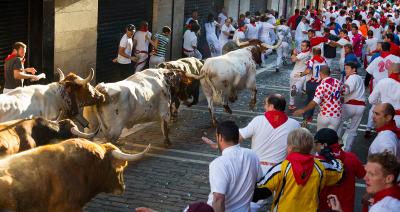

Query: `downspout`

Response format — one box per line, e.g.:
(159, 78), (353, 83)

(170, 0), (175, 61)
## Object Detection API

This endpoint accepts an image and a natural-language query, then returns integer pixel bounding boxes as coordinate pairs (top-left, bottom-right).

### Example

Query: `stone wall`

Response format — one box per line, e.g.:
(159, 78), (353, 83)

(54, 0), (98, 80)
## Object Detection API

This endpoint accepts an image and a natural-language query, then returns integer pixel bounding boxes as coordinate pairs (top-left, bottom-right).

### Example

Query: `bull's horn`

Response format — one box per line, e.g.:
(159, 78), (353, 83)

(70, 125), (99, 139)
(111, 144), (151, 161)
(261, 39), (283, 50)
(76, 68), (95, 85)
(56, 68), (65, 81)
(235, 39), (249, 47)
(185, 72), (205, 80)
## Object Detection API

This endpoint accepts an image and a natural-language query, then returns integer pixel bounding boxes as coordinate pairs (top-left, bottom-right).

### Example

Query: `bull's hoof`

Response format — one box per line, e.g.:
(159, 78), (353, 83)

(164, 139), (171, 147)
(223, 105), (232, 114)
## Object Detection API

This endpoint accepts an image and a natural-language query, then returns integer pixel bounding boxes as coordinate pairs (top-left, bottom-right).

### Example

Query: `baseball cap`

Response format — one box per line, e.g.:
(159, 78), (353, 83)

(314, 128), (339, 146)
(126, 24), (136, 31)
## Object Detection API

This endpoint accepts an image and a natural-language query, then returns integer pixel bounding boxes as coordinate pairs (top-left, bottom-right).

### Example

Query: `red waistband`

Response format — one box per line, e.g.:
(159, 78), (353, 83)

(182, 48), (194, 52)
(345, 99), (366, 106)
(396, 110), (400, 115)
(260, 161), (276, 166)
(136, 50), (148, 54)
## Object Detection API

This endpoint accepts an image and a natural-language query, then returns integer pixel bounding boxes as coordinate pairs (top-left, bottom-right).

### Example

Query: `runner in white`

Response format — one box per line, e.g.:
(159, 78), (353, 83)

(183, 23), (202, 59)
(133, 21), (152, 72)
(219, 18), (235, 54)
(259, 16), (276, 45)
(275, 19), (292, 72)
(233, 23), (247, 41)
(205, 14), (221, 57)
(337, 62), (366, 151)
(294, 66), (343, 131)
(295, 17), (309, 51)
(369, 63), (400, 128)
(245, 18), (260, 40)
(289, 40), (311, 110)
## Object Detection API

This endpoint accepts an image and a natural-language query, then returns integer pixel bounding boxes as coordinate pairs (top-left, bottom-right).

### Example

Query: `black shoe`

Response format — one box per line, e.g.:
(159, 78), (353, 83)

(276, 68), (279, 72)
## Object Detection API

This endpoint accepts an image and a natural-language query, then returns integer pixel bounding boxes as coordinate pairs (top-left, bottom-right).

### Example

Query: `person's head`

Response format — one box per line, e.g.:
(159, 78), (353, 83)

(364, 152), (400, 194)
(125, 24), (136, 38)
(351, 25), (359, 34)
(264, 94), (286, 112)
(239, 13), (245, 20)
(162, 26), (171, 36)
(139, 21), (149, 31)
(340, 10), (346, 16)
(225, 17), (232, 26)
(344, 61), (358, 76)
(330, 16), (336, 23)
(323, 27), (330, 36)
(302, 16), (307, 23)
(344, 43), (353, 54)
(367, 30), (374, 38)
(280, 18), (287, 25)
(312, 47), (322, 56)
(382, 42), (391, 52)
(191, 22), (200, 33)
(339, 29), (348, 38)
(376, 42), (383, 51)
(373, 102), (396, 128)
(245, 11), (251, 17)
(287, 128), (314, 155)
(12, 42), (27, 58)
(301, 40), (311, 52)
(308, 29), (316, 39)
(346, 17), (353, 23)
(314, 128), (339, 152)
(371, 17), (378, 24)
(388, 62), (400, 75)
(319, 65), (331, 79)
(295, 9), (300, 14)
(388, 24), (395, 34)
(385, 33), (395, 42)
(207, 13), (215, 23)
(215, 121), (239, 151)
(191, 10), (198, 19)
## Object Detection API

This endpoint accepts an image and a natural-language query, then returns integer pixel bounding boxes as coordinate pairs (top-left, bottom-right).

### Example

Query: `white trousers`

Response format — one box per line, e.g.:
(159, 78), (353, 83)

(207, 38), (221, 57)
(289, 74), (306, 105)
(149, 55), (165, 68)
(337, 104), (365, 151)
(184, 49), (202, 59)
(317, 114), (341, 131)
(135, 52), (149, 72)
(276, 42), (290, 68)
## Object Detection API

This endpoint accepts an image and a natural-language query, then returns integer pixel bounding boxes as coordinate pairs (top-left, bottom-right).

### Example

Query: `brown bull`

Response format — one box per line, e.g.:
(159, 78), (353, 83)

(0, 138), (150, 211)
(0, 117), (99, 157)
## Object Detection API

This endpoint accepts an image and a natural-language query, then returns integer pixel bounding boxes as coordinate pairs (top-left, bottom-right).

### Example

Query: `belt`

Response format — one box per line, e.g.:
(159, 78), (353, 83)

(182, 48), (194, 52)
(136, 50), (148, 54)
(345, 99), (366, 106)
(260, 161), (276, 166)
(396, 109), (400, 115)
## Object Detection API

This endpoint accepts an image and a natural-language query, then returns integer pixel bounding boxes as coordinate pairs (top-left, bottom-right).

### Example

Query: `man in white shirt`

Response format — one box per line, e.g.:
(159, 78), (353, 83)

(369, 103), (400, 160)
(295, 17), (309, 51)
(183, 23), (202, 59)
(246, 18), (260, 40)
(369, 63), (400, 127)
(365, 30), (379, 63)
(370, 18), (383, 41)
(232, 23), (246, 41)
(185, 9), (199, 26)
(219, 18), (235, 54)
(335, 10), (348, 27)
(218, 8), (228, 26)
(115, 24), (136, 79)
(337, 62), (366, 151)
(204, 121), (262, 212)
(275, 19), (292, 72)
(133, 21), (152, 72)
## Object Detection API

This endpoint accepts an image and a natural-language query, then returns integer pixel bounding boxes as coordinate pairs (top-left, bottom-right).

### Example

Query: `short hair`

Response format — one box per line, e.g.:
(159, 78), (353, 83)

(396, 25), (400, 32)
(308, 29), (316, 34)
(302, 40), (311, 48)
(287, 128), (314, 154)
(367, 30), (374, 37)
(266, 94), (286, 111)
(319, 65), (330, 76)
(368, 152), (400, 184)
(345, 61), (359, 70)
(386, 33), (395, 42)
(351, 24), (358, 30)
(162, 26), (171, 34)
(344, 43), (353, 51)
(216, 121), (239, 144)
(324, 27), (330, 33)
(382, 102), (396, 119)
(382, 42), (391, 51)
(191, 23), (200, 32)
(312, 47), (322, 55)
(340, 29), (348, 35)
(13, 42), (26, 50)
(245, 11), (251, 16)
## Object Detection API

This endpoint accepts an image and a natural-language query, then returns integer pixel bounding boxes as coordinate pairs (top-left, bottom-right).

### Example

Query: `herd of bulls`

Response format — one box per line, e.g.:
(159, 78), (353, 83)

(0, 39), (280, 211)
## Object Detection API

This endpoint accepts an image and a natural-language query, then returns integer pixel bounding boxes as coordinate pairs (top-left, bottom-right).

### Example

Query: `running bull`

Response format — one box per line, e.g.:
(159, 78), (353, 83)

(201, 39), (282, 126)
(0, 117), (99, 157)
(0, 138), (150, 211)
(157, 57), (204, 120)
(84, 68), (198, 146)
(0, 69), (105, 125)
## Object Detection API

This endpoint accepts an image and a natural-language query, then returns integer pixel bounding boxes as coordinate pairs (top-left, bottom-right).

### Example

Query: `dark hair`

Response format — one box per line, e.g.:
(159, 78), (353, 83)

(302, 40), (311, 48)
(216, 121), (239, 144)
(207, 13), (215, 22)
(312, 47), (322, 56)
(13, 42), (26, 50)
(266, 94), (286, 111)
(308, 29), (316, 34)
(324, 27), (330, 33)
(382, 42), (391, 51)
(397, 25), (400, 32)
(368, 152), (400, 185)
(382, 102), (396, 119)
(245, 11), (251, 17)
(351, 24), (358, 30)
(191, 23), (200, 33)
(345, 61), (359, 70)
(162, 26), (171, 34)
(367, 30), (374, 37)
(386, 33), (395, 42)
(319, 65), (330, 76)
(340, 29), (348, 35)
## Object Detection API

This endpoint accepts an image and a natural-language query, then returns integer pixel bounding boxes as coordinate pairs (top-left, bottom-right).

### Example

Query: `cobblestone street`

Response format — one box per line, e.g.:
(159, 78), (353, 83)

(85, 53), (371, 211)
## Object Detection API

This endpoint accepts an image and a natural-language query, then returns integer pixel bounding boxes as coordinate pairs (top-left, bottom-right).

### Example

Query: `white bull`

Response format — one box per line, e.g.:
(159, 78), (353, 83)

(201, 40), (282, 126)
(84, 68), (193, 146)
(0, 69), (105, 124)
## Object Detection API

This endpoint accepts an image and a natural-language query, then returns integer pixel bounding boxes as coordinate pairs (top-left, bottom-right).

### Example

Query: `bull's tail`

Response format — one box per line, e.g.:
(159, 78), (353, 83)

(204, 73), (223, 104)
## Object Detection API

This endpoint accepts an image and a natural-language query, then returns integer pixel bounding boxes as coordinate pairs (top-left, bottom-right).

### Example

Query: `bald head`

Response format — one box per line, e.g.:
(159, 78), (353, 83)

(319, 65), (331, 78)
(373, 103), (395, 128)
(388, 63), (400, 75)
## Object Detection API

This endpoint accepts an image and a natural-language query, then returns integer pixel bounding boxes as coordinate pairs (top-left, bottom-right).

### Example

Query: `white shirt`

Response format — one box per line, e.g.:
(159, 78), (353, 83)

(295, 22), (308, 41)
(239, 115), (300, 163)
(233, 30), (245, 41)
(335, 15), (347, 27)
(207, 145), (261, 212)
(337, 38), (352, 62)
(369, 130), (400, 161)
(246, 23), (260, 40)
(219, 24), (235, 46)
(292, 51), (311, 75)
(366, 54), (400, 86)
(183, 30), (197, 51)
(352, 20), (361, 27)
(343, 74), (365, 103)
(370, 25), (383, 41)
(218, 13), (227, 26)
(117, 34), (133, 64)
(369, 196), (400, 212)
(260, 22), (275, 39)
(134, 31), (151, 52)
(244, 17), (250, 24)
(365, 38), (378, 54)
(205, 21), (219, 43)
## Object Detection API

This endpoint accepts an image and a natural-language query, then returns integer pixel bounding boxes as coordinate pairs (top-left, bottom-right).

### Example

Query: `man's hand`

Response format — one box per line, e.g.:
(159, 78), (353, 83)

(202, 136), (218, 149)
(293, 109), (304, 116)
(327, 194), (343, 212)
(25, 67), (37, 74)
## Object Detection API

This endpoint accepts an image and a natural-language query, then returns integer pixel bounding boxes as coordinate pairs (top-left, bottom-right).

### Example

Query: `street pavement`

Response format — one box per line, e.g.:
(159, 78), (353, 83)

(85, 52), (372, 211)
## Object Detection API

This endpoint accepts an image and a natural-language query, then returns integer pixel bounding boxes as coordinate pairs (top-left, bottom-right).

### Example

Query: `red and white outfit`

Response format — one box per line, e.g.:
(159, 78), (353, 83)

(183, 30), (202, 59)
(366, 52), (400, 90)
(369, 120), (400, 161)
(239, 111), (300, 175)
(337, 74), (366, 151)
(290, 50), (311, 105)
(313, 77), (343, 131)
(134, 29), (152, 72)
(369, 73), (400, 128)
(294, 54), (326, 92)
(366, 186), (400, 212)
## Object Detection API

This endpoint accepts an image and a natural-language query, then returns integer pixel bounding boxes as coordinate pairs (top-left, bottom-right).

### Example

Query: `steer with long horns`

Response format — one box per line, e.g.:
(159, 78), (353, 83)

(0, 117), (99, 157)
(0, 68), (105, 125)
(0, 138), (150, 211)
(200, 39), (282, 126)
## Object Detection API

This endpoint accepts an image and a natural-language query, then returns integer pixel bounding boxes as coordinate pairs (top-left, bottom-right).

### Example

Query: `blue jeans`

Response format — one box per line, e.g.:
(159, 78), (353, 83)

(304, 81), (319, 120)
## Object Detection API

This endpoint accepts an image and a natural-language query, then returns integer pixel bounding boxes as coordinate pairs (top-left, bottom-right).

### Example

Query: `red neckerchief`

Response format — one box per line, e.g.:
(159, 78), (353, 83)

(4, 52), (16, 62)
(139, 26), (148, 32)
(286, 152), (315, 185)
(343, 36), (350, 41)
(250, 22), (256, 27)
(371, 23), (381, 28)
(238, 27), (245, 32)
(301, 49), (310, 53)
(311, 55), (325, 63)
(264, 111), (288, 129)
(329, 143), (346, 162)
(376, 120), (400, 138)
(389, 73), (400, 83)
(373, 186), (400, 204)
(186, 24), (192, 30)
(380, 51), (391, 58)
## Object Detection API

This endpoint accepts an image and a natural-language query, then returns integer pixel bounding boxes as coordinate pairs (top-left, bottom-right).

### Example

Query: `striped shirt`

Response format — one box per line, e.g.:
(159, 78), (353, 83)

(154, 33), (169, 57)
